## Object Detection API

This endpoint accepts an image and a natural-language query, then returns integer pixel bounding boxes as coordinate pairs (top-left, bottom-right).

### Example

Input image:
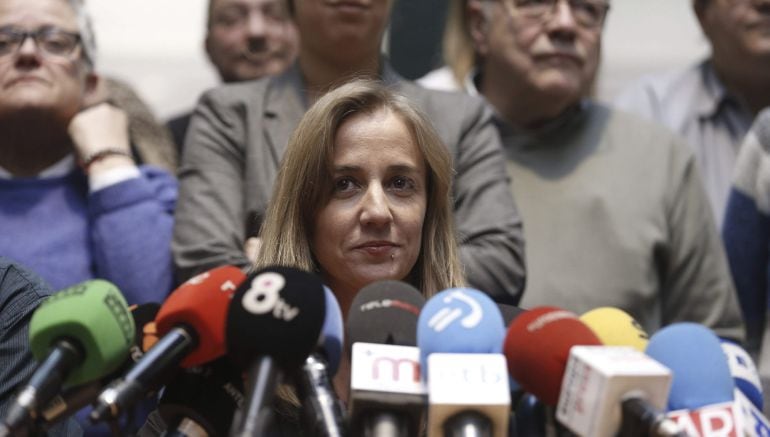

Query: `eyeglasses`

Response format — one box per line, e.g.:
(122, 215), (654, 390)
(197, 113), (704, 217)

(0, 27), (82, 59)
(510, 0), (610, 28)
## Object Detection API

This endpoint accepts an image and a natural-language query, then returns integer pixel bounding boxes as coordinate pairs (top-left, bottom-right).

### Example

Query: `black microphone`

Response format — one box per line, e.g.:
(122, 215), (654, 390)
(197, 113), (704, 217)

(158, 357), (244, 437)
(226, 266), (326, 437)
(346, 280), (426, 437)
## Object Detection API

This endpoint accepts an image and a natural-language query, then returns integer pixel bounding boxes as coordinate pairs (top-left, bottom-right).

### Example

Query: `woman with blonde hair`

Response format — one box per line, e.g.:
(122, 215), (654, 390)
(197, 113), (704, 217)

(419, 0), (477, 91)
(250, 79), (465, 433)
(257, 79), (465, 316)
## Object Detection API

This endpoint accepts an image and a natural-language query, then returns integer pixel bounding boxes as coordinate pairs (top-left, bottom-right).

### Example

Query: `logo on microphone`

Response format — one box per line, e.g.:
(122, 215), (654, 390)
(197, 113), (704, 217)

(372, 357), (421, 383)
(186, 271), (210, 285)
(359, 299), (421, 316)
(104, 292), (133, 346)
(241, 272), (299, 321)
(526, 310), (575, 332)
(427, 290), (482, 332)
(42, 282), (89, 306)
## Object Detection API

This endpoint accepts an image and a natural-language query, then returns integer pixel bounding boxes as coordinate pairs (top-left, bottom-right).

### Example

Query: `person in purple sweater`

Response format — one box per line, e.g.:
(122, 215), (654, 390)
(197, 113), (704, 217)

(0, 0), (176, 325)
(0, 0), (176, 434)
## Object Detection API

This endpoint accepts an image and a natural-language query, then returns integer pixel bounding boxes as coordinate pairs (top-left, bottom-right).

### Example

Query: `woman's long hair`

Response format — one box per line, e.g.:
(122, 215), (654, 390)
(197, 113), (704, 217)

(256, 79), (464, 298)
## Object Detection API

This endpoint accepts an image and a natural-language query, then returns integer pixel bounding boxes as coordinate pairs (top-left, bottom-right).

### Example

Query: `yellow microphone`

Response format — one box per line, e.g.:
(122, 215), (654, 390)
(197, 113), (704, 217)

(580, 307), (649, 352)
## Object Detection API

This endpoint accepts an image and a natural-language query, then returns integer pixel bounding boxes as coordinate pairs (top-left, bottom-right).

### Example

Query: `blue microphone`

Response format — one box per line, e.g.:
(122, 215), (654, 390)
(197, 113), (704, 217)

(295, 286), (346, 437)
(646, 323), (734, 411)
(319, 286), (343, 376)
(417, 288), (509, 437)
(417, 288), (505, 373)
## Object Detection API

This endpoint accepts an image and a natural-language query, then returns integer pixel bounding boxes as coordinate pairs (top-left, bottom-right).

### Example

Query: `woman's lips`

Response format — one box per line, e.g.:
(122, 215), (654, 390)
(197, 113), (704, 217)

(354, 242), (398, 256)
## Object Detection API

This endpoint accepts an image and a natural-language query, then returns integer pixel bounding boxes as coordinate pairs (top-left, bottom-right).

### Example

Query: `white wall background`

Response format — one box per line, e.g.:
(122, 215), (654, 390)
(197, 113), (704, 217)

(88, 0), (710, 120)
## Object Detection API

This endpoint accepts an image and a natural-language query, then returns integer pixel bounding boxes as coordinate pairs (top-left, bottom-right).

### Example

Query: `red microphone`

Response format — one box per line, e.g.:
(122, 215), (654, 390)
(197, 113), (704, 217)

(90, 266), (247, 422)
(155, 266), (246, 367)
(503, 306), (601, 406)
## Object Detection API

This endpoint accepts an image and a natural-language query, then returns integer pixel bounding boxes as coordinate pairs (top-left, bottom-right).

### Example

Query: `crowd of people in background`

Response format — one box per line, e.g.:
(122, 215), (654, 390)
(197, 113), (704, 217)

(0, 0), (769, 434)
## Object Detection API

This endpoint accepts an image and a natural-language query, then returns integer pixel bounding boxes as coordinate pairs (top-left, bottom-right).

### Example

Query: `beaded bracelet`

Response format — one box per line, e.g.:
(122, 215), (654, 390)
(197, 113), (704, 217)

(80, 148), (133, 171)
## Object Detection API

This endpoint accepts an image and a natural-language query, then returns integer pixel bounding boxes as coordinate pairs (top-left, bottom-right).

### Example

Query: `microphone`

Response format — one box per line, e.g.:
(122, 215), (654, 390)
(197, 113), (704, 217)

(158, 357), (245, 437)
(295, 286), (346, 437)
(347, 280), (426, 437)
(36, 302), (160, 429)
(417, 287), (510, 437)
(645, 323), (734, 411)
(346, 280), (424, 348)
(720, 339), (764, 410)
(555, 345), (678, 437)
(579, 307), (649, 351)
(226, 266), (326, 437)
(515, 394), (547, 437)
(91, 265), (246, 422)
(645, 323), (756, 436)
(503, 306), (601, 406)
(1, 280), (134, 435)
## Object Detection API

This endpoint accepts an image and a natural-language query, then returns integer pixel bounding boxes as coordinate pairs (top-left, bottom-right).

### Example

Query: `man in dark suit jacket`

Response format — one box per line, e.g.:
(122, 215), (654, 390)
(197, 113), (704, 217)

(172, 0), (526, 304)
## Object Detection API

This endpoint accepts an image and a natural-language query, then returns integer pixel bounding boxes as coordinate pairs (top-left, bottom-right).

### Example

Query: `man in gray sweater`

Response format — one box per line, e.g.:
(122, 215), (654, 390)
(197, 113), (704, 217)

(421, 0), (744, 338)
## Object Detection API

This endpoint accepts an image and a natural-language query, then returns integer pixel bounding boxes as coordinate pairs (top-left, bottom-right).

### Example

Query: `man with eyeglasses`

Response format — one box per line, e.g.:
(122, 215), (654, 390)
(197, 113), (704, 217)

(0, 0), (176, 432)
(166, 0), (298, 155)
(616, 0), (770, 230)
(421, 0), (744, 339)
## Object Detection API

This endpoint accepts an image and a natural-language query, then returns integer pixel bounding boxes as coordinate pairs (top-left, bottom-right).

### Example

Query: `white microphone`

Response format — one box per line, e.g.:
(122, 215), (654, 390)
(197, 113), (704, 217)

(556, 346), (680, 437)
(426, 353), (510, 437)
(349, 342), (426, 436)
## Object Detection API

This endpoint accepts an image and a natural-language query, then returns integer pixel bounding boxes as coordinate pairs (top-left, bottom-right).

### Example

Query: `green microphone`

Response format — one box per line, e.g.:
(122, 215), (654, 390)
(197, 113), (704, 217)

(1, 279), (134, 436)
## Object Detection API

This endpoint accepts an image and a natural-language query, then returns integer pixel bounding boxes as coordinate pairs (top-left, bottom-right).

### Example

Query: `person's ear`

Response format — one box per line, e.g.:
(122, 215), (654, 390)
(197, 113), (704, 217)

(467, 0), (492, 57)
(81, 71), (103, 108)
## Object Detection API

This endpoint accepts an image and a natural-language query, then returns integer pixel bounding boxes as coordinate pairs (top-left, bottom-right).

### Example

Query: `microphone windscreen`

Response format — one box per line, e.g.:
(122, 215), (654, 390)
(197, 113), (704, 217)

(580, 307), (649, 351)
(721, 339), (763, 410)
(226, 266), (326, 369)
(155, 265), (246, 367)
(503, 306), (601, 406)
(646, 322), (734, 410)
(320, 286), (343, 376)
(29, 280), (135, 387)
(416, 287), (505, 376)
(346, 280), (424, 348)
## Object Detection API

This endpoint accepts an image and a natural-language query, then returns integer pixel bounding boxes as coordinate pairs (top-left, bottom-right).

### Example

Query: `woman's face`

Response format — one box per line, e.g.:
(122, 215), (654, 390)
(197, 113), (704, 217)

(312, 107), (427, 308)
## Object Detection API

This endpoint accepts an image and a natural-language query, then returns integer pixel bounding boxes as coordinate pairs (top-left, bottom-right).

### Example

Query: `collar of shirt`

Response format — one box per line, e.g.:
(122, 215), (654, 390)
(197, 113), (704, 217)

(697, 60), (751, 122)
(0, 154), (76, 179)
(492, 99), (589, 149)
(465, 68), (587, 145)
